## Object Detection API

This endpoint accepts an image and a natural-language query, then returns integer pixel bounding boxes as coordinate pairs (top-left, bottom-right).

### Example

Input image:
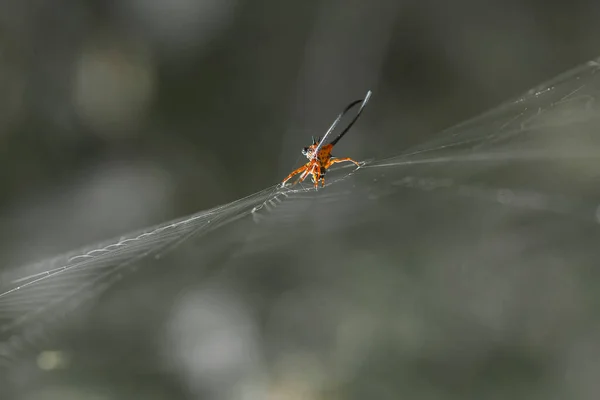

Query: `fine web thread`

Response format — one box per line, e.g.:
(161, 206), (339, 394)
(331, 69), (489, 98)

(0, 186), (282, 362)
(0, 167), (363, 365)
(3, 57), (600, 366)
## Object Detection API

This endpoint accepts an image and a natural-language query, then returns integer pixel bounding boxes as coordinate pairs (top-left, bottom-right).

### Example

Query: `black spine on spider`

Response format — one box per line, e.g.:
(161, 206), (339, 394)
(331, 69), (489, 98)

(312, 90), (372, 158)
(329, 94), (371, 147)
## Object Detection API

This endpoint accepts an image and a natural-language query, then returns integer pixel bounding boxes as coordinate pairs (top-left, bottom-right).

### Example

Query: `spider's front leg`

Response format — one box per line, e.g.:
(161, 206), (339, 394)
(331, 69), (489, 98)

(281, 164), (308, 186)
(294, 167), (312, 185)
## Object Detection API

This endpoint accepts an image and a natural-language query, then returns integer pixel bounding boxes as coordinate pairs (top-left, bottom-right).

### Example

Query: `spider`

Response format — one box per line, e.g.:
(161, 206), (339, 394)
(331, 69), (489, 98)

(281, 90), (372, 189)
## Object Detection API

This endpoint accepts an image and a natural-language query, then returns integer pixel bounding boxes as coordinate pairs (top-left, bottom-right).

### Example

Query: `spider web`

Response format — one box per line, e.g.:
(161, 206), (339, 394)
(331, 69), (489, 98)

(0, 186), (280, 358)
(3, 58), (600, 398)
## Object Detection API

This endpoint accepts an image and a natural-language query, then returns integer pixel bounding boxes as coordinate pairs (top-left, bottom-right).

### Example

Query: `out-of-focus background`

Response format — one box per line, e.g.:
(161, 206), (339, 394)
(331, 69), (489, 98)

(3, 0), (600, 399)
(2, 0), (600, 265)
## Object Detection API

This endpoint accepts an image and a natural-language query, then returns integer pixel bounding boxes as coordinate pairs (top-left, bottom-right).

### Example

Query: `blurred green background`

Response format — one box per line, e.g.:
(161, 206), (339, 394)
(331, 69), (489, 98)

(3, 0), (600, 399)
(2, 0), (599, 266)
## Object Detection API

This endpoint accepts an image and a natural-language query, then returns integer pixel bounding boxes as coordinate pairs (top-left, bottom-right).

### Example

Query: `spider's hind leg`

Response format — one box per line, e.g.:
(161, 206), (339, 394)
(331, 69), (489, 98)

(326, 157), (361, 168)
(320, 168), (327, 187)
(311, 169), (319, 189)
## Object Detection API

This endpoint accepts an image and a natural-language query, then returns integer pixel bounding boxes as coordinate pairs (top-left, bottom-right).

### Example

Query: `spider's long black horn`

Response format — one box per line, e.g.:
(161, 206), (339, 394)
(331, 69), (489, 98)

(329, 90), (372, 147)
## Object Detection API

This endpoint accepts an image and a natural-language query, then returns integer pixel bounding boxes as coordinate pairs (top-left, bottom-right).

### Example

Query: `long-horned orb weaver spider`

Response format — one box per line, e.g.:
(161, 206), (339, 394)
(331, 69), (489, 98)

(281, 90), (372, 189)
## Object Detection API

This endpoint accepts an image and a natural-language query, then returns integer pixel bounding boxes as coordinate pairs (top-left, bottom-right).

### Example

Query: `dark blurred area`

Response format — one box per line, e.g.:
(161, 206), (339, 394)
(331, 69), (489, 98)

(2, 0), (600, 265)
(3, 0), (600, 399)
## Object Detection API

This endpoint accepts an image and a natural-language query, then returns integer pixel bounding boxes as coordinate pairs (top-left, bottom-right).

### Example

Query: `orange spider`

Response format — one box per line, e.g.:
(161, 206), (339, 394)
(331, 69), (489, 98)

(281, 90), (372, 189)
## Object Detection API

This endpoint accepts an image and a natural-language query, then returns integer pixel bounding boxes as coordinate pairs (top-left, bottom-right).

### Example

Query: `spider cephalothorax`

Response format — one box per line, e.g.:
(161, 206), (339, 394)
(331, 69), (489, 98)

(301, 136), (320, 158)
(281, 91), (371, 189)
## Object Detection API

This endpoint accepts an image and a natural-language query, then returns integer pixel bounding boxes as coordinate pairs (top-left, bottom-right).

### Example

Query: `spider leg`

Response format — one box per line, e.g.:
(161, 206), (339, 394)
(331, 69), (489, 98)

(282, 164), (309, 186)
(306, 163), (321, 189)
(325, 157), (361, 168)
(294, 167), (312, 185)
(317, 165), (325, 188)
(312, 168), (320, 189)
(318, 167), (327, 187)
